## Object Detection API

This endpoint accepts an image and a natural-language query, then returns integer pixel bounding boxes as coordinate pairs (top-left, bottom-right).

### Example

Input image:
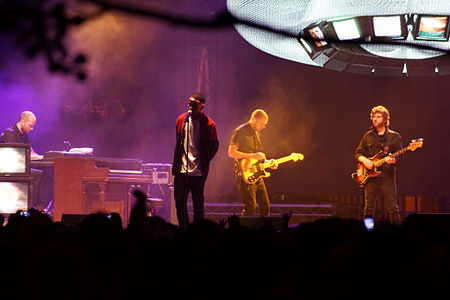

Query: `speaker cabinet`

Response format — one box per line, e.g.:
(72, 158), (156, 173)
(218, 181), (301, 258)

(230, 216), (285, 231)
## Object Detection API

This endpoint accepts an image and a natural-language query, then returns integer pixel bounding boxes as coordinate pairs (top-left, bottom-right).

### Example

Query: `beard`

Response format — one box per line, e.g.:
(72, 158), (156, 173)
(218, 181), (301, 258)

(373, 120), (386, 128)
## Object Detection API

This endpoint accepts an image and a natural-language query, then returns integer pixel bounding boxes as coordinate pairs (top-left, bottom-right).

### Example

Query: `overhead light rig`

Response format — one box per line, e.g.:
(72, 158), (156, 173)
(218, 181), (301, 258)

(297, 14), (450, 76)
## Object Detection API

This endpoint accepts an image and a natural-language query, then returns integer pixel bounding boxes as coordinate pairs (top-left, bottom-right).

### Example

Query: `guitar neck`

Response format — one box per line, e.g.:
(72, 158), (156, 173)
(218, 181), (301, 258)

(374, 147), (410, 167)
(262, 156), (293, 168)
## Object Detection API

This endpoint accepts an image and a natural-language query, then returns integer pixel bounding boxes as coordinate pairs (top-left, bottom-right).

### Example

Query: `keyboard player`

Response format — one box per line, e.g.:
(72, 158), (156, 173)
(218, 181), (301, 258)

(1, 111), (52, 212)
(0, 111), (43, 159)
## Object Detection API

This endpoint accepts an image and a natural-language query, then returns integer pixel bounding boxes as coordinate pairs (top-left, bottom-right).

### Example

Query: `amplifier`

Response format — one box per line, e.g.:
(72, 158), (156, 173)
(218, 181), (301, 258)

(141, 163), (175, 223)
(152, 171), (170, 185)
(142, 163), (172, 185)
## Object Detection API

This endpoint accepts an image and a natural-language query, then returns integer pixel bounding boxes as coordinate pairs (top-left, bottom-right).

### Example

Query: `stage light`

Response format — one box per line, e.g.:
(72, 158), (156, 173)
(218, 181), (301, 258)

(227, 0), (450, 76)
(373, 16), (403, 38)
(402, 63), (408, 74)
(331, 18), (360, 41)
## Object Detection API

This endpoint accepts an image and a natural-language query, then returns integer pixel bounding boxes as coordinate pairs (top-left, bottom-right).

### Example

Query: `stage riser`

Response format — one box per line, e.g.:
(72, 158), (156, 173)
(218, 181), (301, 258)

(187, 213), (331, 227)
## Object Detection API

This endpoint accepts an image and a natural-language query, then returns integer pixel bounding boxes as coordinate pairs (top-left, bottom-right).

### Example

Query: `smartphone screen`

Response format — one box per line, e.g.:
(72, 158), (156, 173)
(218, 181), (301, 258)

(364, 217), (374, 231)
(20, 211), (30, 217)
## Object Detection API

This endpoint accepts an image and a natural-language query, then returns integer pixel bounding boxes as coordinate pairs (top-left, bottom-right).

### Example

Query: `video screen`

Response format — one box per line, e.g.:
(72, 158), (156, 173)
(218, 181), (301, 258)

(373, 16), (403, 38)
(308, 26), (328, 47)
(0, 181), (29, 214)
(417, 16), (449, 40)
(0, 146), (27, 174)
(332, 18), (361, 41)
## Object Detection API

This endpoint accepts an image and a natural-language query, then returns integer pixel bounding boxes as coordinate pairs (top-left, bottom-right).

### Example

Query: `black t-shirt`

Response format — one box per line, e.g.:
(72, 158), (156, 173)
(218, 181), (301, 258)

(355, 127), (402, 176)
(229, 122), (264, 175)
(229, 122), (263, 154)
(0, 124), (30, 144)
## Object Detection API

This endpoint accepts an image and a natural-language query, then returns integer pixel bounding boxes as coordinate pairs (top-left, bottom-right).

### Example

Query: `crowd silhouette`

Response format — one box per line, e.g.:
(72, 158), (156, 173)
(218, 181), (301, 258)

(0, 189), (448, 299)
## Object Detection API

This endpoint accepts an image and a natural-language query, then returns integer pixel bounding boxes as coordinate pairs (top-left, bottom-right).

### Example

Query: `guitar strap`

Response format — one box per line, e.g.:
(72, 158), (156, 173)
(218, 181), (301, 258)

(380, 128), (389, 155)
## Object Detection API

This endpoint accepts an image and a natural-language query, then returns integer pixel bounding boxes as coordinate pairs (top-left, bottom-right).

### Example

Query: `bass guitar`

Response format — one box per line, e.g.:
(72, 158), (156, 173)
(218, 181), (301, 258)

(352, 138), (423, 187)
(240, 153), (304, 184)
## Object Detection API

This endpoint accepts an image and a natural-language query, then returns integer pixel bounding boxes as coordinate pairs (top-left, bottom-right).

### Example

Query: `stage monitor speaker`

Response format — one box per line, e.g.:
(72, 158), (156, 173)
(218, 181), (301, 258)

(231, 216), (285, 231)
(61, 214), (87, 225)
(0, 180), (31, 214)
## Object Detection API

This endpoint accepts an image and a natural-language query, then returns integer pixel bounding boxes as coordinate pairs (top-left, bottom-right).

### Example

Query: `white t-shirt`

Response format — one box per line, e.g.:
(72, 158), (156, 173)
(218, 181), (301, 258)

(181, 117), (203, 176)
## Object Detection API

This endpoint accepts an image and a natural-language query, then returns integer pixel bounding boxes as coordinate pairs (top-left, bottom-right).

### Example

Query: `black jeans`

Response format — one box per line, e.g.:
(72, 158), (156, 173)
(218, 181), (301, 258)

(364, 175), (400, 224)
(237, 177), (270, 216)
(174, 174), (206, 229)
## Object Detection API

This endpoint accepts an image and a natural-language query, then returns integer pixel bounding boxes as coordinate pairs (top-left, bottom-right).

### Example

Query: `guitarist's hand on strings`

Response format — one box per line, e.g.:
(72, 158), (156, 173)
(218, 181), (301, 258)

(267, 159), (278, 170)
(385, 154), (396, 164)
(358, 156), (374, 170)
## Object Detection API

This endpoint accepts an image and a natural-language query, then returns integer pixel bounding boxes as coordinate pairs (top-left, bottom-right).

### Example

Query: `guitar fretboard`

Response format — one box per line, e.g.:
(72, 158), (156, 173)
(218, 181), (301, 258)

(373, 147), (410, 167)
(263, 156), (292, 168)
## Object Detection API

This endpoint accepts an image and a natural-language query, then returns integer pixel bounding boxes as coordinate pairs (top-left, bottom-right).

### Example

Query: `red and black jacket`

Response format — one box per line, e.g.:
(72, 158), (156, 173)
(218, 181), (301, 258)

(172, 112), (219, 178)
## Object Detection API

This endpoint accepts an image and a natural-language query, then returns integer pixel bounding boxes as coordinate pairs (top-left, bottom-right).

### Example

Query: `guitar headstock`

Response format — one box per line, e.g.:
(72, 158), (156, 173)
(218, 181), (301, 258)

(408, 138), (424, 151)
(290, 153), (304, 162)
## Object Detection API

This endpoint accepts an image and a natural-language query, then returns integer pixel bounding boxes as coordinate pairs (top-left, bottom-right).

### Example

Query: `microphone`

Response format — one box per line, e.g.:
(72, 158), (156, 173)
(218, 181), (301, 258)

(184, 109), (192, 122)
(63, 139), (71, 151)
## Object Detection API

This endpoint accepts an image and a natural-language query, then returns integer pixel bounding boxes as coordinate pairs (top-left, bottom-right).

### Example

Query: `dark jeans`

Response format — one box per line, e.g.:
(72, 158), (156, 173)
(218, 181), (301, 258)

(364, 175), (400, 224)
(237, 177), (270, 216)
(174, 174), (206, 229)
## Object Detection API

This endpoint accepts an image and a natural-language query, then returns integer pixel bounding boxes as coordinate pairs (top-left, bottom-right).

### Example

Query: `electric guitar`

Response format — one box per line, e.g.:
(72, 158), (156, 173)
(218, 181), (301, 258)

(240, 153), (304, 184)
(352, 138), (423, 187)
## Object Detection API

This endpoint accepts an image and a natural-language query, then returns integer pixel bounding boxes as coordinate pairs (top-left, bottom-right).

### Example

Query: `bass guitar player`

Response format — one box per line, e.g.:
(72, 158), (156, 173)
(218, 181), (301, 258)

(355, 105), (403, 225)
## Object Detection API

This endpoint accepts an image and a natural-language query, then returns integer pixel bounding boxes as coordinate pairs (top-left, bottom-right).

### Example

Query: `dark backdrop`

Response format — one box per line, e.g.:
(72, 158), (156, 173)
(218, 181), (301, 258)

(0, 1), (448, 201)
